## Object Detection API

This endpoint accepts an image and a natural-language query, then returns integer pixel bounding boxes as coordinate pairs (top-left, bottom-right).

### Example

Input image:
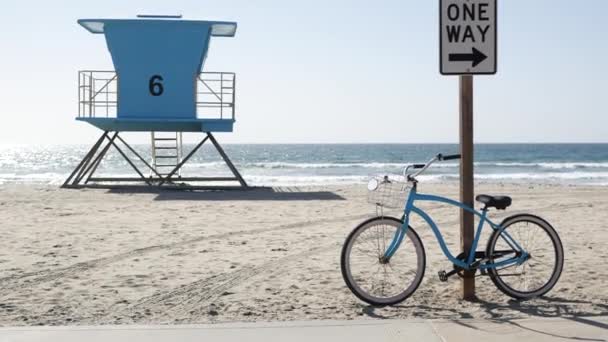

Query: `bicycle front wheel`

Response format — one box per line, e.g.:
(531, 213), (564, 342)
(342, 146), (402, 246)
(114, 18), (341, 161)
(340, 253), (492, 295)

(486, 214), (564, 300)
(340, 216), (425, 306)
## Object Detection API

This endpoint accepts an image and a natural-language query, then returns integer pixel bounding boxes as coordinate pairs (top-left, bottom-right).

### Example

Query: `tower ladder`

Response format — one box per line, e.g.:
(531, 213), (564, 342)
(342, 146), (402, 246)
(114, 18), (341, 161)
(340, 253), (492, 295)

(151, 132), (183, 178)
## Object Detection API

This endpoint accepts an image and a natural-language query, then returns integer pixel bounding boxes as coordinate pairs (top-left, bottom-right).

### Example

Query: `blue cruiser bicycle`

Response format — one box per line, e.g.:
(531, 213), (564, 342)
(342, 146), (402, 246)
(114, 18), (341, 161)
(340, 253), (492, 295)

(341, 154), (564, 306)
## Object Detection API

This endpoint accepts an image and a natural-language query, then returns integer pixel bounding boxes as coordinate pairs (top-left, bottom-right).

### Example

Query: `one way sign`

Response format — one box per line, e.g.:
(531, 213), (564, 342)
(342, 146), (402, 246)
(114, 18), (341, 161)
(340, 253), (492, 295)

(440, 0), (497, 75)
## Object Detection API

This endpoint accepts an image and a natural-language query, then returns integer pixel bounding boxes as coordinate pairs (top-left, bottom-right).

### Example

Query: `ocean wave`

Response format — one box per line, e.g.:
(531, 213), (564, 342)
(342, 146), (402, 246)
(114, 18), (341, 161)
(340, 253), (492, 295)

(2, 171), (608, 187)
(3, 158), (607, 173)
(183, 161), (608, 171)
(0, 173), (67, 185)
(482, 162), (608, 169)
(474, 172), (608, 180)
(244, 175), (367, 186)
(217, 172), (608, 186)
(187, 162), (459, 170)
(368, 172), (608, 182)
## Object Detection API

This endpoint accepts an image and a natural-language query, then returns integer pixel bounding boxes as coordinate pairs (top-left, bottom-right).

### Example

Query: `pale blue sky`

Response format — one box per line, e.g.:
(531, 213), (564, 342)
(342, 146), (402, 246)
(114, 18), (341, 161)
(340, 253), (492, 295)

(0, 0), (606, 144)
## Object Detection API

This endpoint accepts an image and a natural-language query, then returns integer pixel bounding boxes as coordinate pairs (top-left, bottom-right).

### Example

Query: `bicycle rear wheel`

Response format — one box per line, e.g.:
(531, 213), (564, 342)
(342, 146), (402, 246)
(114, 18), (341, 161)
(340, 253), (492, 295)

(486, 214), (564, 300)
(341, 216), (425, 306)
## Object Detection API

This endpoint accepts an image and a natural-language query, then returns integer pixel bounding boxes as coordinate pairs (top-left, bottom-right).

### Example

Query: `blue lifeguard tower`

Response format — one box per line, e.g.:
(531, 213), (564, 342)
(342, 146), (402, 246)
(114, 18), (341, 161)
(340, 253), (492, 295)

(63, 15), (248, 189)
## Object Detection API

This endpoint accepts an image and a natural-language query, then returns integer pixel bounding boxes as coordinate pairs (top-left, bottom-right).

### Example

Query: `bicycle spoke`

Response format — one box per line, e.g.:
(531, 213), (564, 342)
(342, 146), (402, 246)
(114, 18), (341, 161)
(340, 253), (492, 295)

(353, 243), (379, 258)
(491, 218), (560, 297)
(343, 218), (423, 304)
(368, 264), (383, 295)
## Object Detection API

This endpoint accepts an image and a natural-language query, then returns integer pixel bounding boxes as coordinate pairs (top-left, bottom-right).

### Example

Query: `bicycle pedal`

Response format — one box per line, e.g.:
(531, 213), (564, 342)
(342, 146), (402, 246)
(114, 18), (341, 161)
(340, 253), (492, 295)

(438, 269), (459, 282)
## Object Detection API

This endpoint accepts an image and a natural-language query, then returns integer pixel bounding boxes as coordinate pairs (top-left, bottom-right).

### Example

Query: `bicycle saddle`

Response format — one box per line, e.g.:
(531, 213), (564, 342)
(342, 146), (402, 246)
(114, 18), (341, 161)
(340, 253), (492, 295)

(476, 194), (512, 210)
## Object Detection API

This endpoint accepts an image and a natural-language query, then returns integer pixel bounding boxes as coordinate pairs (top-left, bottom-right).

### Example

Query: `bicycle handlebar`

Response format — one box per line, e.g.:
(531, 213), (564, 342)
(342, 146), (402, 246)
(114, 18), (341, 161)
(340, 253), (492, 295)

(404, 153), (461, 179)
(439, 154), (461, 161)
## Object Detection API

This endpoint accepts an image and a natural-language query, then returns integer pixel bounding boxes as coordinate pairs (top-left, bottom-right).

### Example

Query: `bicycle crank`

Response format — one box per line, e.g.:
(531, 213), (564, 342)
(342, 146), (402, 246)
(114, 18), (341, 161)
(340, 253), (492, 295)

(438, 252), (487, 282)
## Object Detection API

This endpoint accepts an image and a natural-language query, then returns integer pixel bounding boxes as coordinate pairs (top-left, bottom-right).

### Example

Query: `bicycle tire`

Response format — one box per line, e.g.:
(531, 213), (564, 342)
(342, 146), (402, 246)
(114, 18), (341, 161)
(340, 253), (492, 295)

(341, 216), (426, 306)
(486, 214), (564, 300)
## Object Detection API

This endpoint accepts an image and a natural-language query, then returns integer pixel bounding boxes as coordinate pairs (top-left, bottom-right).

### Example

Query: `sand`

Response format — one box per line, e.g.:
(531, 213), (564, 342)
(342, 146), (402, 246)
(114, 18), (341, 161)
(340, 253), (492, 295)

(0, 182), (606, 326)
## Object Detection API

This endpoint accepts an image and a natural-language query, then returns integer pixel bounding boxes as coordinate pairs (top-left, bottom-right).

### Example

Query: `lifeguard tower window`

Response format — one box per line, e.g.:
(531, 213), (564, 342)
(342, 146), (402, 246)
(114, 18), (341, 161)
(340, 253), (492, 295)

(64, 16), (247, 190)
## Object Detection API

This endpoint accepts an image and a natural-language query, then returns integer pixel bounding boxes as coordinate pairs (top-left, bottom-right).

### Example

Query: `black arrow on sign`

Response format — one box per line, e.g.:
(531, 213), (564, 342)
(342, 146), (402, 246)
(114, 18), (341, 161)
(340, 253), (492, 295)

(448, 48), (488, 67)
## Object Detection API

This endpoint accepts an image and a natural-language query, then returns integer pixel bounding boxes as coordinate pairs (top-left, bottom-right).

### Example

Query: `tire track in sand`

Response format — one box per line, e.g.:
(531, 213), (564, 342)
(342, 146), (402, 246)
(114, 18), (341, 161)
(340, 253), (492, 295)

(101, 200), (581, 320)
(0, 213), (375, 292)
(0, 200), (584, 293)
(111, 241), (341, 320)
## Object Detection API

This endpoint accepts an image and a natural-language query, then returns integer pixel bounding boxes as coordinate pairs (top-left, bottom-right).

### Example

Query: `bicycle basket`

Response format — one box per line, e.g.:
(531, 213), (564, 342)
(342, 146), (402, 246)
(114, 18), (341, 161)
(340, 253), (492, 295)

(367, 175), (411, 209)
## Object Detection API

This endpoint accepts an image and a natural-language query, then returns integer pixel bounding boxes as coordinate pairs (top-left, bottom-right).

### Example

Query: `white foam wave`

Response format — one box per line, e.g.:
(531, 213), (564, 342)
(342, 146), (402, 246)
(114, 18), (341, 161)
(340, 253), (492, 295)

(483, 162), (608, 169)
(2, 171), (608, 187)
(185, 161), (608, 171)
(188, 162), (459, 170)
(0, 173), (67, 185)
(244, 175), (367, 186)
(474, 172), (608, 180)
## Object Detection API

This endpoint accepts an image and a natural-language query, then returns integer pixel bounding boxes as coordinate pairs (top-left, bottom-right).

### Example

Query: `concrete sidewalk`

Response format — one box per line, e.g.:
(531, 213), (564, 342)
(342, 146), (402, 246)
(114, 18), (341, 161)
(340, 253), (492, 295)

(0, 317), (606, 342)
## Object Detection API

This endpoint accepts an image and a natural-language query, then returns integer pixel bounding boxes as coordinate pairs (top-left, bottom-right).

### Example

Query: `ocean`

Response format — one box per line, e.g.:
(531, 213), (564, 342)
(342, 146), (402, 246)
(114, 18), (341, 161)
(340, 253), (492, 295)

(1, 143), (607, 186)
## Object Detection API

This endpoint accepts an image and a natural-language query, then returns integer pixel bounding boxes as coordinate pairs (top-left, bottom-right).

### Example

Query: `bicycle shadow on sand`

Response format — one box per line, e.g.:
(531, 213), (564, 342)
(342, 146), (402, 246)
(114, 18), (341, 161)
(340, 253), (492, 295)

(361, 296), (608, 341)
(106, 187), (346, 201)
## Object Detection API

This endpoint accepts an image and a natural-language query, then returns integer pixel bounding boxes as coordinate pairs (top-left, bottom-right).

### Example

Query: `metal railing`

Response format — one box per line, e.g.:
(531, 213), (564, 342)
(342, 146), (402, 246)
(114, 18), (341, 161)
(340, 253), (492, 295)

(196, 72), (236, 120)
(78, 70), (236, 120)
(78, 71), (118, 118)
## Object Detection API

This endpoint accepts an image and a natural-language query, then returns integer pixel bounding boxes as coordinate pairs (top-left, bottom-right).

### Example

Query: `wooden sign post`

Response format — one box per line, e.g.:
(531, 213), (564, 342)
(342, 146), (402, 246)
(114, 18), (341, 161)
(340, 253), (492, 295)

(459, 75), (475, 299)
(440, 0), (497, 300)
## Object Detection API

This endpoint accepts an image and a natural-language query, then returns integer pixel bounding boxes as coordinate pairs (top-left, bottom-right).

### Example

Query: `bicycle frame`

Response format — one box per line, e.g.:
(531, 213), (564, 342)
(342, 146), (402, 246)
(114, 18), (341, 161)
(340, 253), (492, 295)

(383, 183), (529, 270)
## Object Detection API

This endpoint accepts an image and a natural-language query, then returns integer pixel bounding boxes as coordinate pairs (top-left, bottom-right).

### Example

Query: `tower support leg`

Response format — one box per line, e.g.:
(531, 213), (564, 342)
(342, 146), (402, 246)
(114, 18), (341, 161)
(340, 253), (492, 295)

(63, 131), (249, 190)
(78, 132), (118, 184)
(62, 132), (108, 188)
(159, 133), (247, 188)
(207, 133), (248, 187)
(158, 135), (209, 186)
(108, 136), (151, 185)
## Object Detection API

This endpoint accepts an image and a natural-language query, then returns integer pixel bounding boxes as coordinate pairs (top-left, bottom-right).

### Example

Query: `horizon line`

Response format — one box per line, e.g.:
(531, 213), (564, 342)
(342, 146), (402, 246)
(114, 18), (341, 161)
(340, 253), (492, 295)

(1, 141), (608, 147)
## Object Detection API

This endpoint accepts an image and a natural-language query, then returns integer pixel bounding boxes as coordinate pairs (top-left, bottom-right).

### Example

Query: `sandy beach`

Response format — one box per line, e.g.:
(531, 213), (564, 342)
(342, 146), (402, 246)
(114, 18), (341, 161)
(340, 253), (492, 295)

(0, 182), (606, 326)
